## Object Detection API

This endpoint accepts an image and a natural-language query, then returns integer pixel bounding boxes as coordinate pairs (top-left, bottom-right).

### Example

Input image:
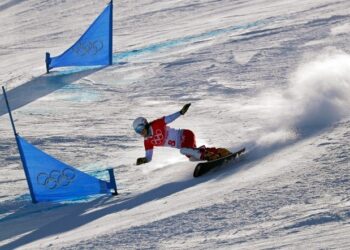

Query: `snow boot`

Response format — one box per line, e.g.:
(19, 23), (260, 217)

(200, 147), (232, 161)
(181, 147), (232, 161)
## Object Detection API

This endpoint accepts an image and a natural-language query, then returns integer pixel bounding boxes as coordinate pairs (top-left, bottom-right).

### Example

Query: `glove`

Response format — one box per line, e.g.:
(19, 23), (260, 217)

(136, 157), (148, 165)
(180, 103), (191, 115)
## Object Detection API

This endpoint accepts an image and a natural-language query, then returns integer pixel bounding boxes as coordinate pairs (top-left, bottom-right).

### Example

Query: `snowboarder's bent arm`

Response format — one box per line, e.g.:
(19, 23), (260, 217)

(145, 149), (153, 161)
(136, 149), (153, 165)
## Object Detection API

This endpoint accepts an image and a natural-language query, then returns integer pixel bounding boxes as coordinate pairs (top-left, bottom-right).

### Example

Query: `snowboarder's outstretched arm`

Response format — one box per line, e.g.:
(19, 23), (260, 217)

(164, 103), (191, 124)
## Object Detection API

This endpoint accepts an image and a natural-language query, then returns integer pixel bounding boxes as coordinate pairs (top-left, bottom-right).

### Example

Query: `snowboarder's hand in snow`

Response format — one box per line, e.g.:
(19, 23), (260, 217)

(136, 157), (148, 165)
(180, 103), (191, 115)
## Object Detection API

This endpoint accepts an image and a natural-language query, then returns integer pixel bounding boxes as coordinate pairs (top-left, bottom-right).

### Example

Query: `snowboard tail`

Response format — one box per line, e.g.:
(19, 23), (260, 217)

(193, 148), (245, 177)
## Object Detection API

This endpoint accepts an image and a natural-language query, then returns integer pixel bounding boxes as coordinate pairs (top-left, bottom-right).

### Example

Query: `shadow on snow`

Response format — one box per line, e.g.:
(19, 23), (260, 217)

(0, 174), (213, 249)
(0, 67), (106, 117)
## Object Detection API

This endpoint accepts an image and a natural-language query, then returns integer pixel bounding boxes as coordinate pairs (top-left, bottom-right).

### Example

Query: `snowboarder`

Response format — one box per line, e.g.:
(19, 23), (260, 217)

(133, 103), (232, 165)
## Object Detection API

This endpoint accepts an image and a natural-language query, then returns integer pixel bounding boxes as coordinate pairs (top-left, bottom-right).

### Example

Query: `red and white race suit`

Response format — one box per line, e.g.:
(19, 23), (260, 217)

(144, 111), (196, 161)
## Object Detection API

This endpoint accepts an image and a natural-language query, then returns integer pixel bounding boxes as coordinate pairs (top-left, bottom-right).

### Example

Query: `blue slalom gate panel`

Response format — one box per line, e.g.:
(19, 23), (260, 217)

(46, 1), (113, 72)
(16, 135), (115, 203)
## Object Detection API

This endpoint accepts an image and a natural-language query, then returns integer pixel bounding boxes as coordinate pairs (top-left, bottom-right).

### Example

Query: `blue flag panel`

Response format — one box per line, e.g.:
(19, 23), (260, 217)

(46, 1), (113, 72)
(16, 136), (112, 203)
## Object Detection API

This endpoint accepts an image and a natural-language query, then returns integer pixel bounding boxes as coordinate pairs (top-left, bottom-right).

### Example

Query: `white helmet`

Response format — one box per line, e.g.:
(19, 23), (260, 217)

(133, 117), (148, 134)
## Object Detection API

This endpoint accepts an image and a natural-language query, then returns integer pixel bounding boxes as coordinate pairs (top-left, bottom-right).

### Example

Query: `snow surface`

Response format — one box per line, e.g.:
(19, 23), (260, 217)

(1, 0), (350, 249)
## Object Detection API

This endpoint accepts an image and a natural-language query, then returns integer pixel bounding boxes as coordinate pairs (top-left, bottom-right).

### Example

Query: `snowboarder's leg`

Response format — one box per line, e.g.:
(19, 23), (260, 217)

(180, 129), (197, 148)
(181, 146), (232, 161)
(179, 129), (232, 161)
(180, 129), (198, 159)
(180, 148), (202, 161)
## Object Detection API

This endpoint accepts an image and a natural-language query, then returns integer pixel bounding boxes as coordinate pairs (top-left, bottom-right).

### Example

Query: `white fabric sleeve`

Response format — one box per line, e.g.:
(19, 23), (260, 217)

(145, 149), (153, 161)
(164, 111), (181, 124)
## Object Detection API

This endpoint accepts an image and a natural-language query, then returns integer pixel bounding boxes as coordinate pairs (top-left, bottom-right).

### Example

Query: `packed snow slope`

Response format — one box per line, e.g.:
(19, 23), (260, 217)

(1, 0), (350, 249)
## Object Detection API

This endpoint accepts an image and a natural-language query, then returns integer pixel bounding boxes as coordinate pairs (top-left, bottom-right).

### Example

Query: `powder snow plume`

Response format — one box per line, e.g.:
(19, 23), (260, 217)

(286, 48), (350, 131)
(255, 49), (350, 149)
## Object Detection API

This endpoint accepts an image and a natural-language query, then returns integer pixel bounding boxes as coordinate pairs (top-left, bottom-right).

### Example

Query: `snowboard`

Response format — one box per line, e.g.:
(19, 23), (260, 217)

(193, 147), (245, 177)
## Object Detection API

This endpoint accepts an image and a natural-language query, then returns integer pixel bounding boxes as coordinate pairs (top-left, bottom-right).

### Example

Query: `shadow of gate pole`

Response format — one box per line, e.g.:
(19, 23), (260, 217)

(0, 66), (106, 117)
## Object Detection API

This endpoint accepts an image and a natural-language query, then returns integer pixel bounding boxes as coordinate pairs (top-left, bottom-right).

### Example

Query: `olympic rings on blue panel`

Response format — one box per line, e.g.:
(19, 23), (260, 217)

(72, 40), (104, 56)
(36, 168), (76, 190)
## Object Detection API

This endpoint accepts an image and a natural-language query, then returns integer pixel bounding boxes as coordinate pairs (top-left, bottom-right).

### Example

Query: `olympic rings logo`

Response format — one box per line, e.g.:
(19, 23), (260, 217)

(72, 40), (104, 56)
(37, 168), (76, 190)
(151, 129), (164, 145)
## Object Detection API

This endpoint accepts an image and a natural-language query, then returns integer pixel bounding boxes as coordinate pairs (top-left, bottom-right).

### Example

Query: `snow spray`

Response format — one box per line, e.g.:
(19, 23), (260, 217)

(285, 48), (350, 131)
(255, 48), (350, 148)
